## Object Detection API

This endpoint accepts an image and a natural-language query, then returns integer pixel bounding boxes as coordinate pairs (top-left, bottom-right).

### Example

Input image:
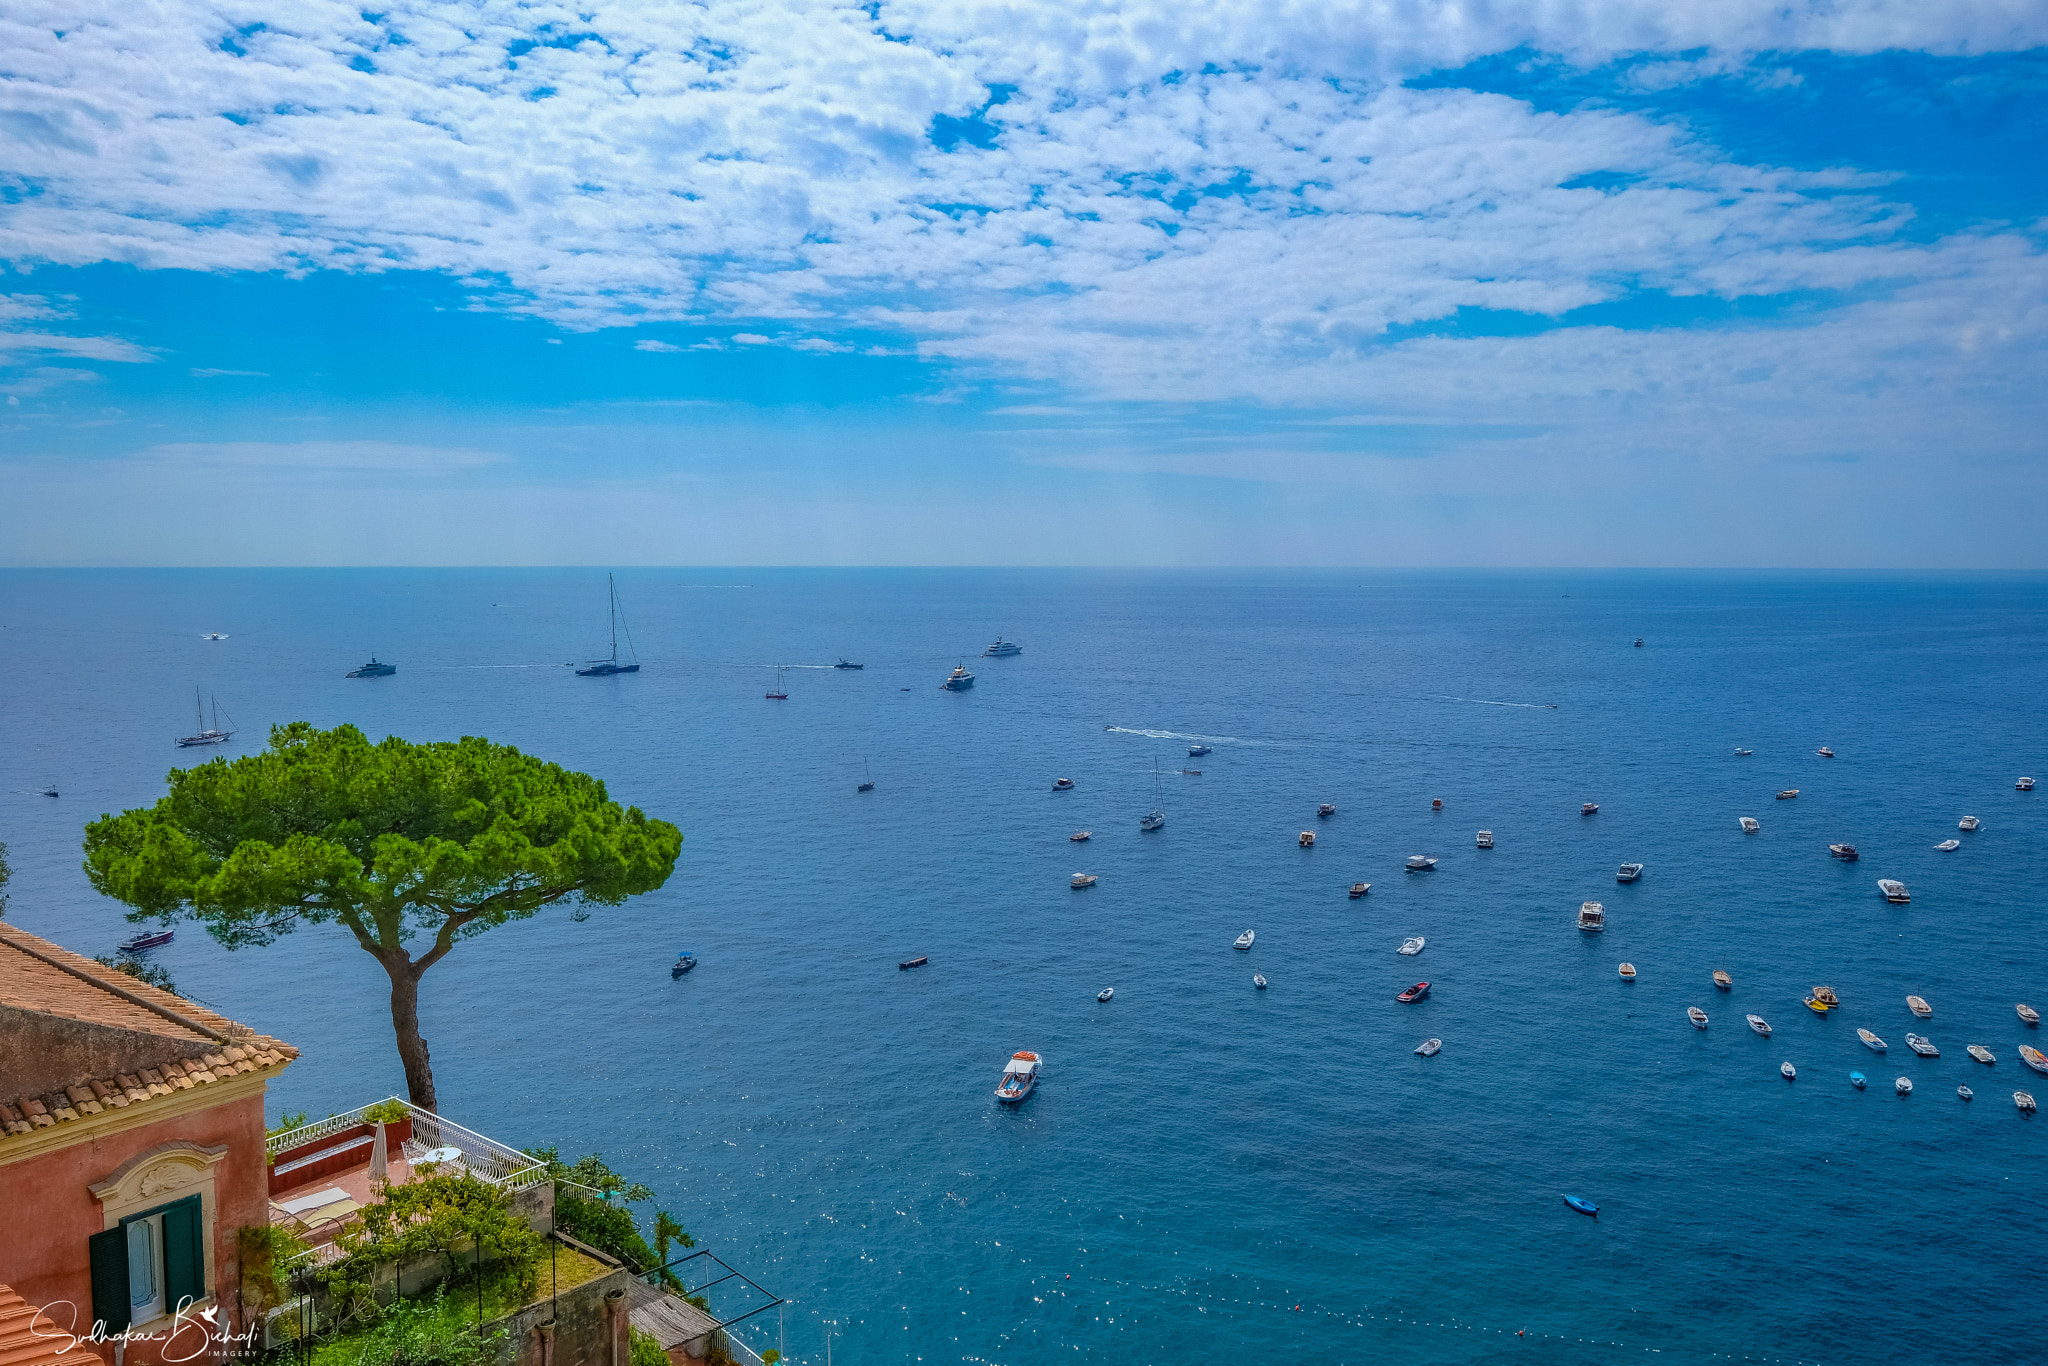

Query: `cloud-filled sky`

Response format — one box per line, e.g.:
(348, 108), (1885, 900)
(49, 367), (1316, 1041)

(2, 1), (2045, 565)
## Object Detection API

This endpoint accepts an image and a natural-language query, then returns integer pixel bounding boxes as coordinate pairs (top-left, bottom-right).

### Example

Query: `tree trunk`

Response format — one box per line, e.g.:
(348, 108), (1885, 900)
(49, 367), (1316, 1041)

(381, 957), (438, 1111)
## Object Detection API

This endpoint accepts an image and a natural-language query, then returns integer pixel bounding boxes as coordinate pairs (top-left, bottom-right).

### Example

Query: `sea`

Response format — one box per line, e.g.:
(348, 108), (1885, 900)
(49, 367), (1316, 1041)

(2, 569), (2043, 1365)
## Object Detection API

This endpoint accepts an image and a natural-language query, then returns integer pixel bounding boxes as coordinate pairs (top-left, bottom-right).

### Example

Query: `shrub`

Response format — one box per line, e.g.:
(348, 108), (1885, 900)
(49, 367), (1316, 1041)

(629, 1328), (669, 1366)
(323, 1286), (500, 1366)
(317, 1174), (544, 1324)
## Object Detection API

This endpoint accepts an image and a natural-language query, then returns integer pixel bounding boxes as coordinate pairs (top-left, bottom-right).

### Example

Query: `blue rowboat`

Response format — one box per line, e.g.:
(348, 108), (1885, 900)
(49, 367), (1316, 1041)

(1850, 1071), (1867, 1090)
(1563, 1195), (1598, 1218)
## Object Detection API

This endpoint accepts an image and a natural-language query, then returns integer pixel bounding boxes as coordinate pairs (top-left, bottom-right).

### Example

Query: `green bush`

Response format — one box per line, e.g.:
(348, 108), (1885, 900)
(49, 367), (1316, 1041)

(629, 1328), (669, 1366)
(362, 1099), (412, 1125)
(317, 1174), (544, 1324)
(316, 1286), (500, 1366)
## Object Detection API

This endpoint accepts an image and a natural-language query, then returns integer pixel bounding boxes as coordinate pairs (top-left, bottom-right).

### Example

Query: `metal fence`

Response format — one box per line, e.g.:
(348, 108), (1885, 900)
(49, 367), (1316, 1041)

(266, 1098), (548, 1189)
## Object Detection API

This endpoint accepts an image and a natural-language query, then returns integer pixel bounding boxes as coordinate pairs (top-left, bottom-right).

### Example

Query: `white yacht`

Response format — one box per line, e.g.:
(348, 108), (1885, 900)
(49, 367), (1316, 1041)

(1905, 1034), (1939, 1058)
(1140, 758), (1165, 831)
(1070, 873), (1096, 889)
(1878, 879), (1910, 904)
(1616, 863), (1643, 883)
(1398, 937), (1425, 956)
(941, 663), (975, 690)
(983, 637), (1022, 657)
(1476, 830), (1493, 848)
(1967, 1044), (1996, 1065)
(1578, 901), (1605, 931)
(1098, 987), (1114, 1003)
(994, 1051), (1042, 1103)
(1958, 815), (1980, 831)
(1415, 1038), (1441, 1056)
(2019, 777), (2035, 791)
(1936, 839), (1960, 851)
(1740, 817), (1761, 833)
(1405, 855), (1437, 871)
(1733, 748), (1752, 756)
(1746, 1015), (1771, 1037)
(1234, 929), (1256, 950)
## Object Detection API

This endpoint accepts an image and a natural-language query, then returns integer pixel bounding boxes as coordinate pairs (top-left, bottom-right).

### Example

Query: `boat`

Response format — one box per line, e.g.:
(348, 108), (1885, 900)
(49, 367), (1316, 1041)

(1577, 901), (1605, 931)
(1734, 748), (1752, 756)
(1959, 815), (1979, 831)
(1958, 1084), (1972, 1100)
(1098, 987), (1114, 1003)
(1234, 930), (1255, 950)
(39, 785), (57, 798)
(1858, 1028), (1887, 1053)
(1829, 843), (1859, 861)
(1140, 759), (1165, 831)
(1618, 962), (1636, 981)
(2019, 1003), (2040, 1027)
(670, 952), (696, 978)
(1070, 873), (1096, 889)
(1817, 747), (1834, 757)
(1180, 769), (1201, 777)
(1812, 986), (1840, 1009)
(1253, 974), (1267, 990)
(1405, 855), (1437, 871)
(346, 653), (397, 678)
(1070, 830), (1091, 842)
(765, 666), (788, 699)
(1299, 830), (1315, 848)
(1431, 798), (1443, 810)
(1935, 839), (1960, 851)
(1967, 1045), (1995, 1065)
(833, 658), (863, 669)
(2021, 1045), (2048, 1076)
(1053, 777), (1075, 790)
(993, 1051), (1042, 1103)
(941, 663), (975, 690)
(1563, 1195), (1598, 1219)
(898, 956), (928, 970)
(1740, 817), (1761, 833)
(575, 575), (642, 676)
(1398, 937), (1425, 956)
(1775, 789), (1799, 800)
(175, 688), (237, 748)
(1906, 1034), (1939, 1057)
(1634, 637), (1644, 647)
(1713, 969), (1731, 990)
(1878, 879), (1909, 904)
(1581, 802), (1599, 815)
(1187, 744), (1211, 757)
(1851, 1071), (1866, 1089)
(1397, 982), (1431, 1003)
(1348, 882), (1370, 898)
(857, 762), (875, 793)
(201, 631), (227, 641)
(1317, 803), (1336, 818)
(1782, 1061), (1797, 1080)
(1804, 997), (1829, 1013)
(2019, 1091), (2038, 1113)
(1415, 1038), (1441, 1056)
(1906, 995), (1931, 1018)
(1616, 863), (1643, 883)
(1895, 1077), (1912, 1096)
(1476, 830), (1493, 848)
(983, 637), (1022, 657)
(1747, 1014), (1771, 1036)
(1688, 1006), (1708, 1029)
(2020, 777), (2037, 791)
(118, 929), (174, 952)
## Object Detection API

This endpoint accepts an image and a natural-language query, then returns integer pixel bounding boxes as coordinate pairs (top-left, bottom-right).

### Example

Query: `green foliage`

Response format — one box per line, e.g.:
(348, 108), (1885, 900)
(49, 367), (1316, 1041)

(237, 1223), (311, 1314)
(94, 953), (177, 994)
(268, 1110), (313, 1140)
(312, 1285), (501, 1366)
(317, 1174), (544, 1323)
(523, 1147), (653, 1202)
(629, 1328), (669, 1366)
(523, 1147), (690, 1288)
(761, 1352), (780, 1365)
(362, 1099), (412, 1125)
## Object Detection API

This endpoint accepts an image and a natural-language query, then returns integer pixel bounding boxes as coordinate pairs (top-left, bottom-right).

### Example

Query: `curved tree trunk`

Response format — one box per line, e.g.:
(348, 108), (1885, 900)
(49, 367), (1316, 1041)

(381, 957), (438, 1111)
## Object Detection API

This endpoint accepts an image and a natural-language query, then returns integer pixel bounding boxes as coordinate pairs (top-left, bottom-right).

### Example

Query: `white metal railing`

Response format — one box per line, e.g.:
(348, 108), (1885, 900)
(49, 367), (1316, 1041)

(266, 1098), (547, 1189)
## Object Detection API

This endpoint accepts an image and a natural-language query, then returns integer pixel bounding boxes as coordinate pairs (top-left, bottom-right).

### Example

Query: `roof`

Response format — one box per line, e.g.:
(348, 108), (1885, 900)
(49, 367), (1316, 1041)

(0, 923), (296, 1144)
(0, 1282), (70, 1366)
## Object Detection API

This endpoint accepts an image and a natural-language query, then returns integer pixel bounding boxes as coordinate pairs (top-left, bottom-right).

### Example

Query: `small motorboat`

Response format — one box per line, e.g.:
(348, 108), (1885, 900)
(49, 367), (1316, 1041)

(1775, 789), (1799, 800)
(1405, 855), (1437, 871)
(1906, 995), (1931, 1018)
(1782, 1061), (1797, 1080)
(1740, 817), (1761, 833)
(1633, 637), (1644, 647)
(1733, 748), (1752, 756)
(2021, 1045), (2048, 1076)
(1476, 830), (1493, 848)
(1098, 987), (1114, 1003)
(1895, 1077), (1912, 1096)
(1829, 843), (1859, 861)
(1958, 1084), (1973, 1101)
(1906, 1034), (1939, 1057)
(670, 952), (697, 978)
(1415, 1038), (1441, 1056)
(1851, 1071), (1867, 1090)
(1858, 1028), (1888, 1053)
(1688, 1006), (1709, 1029)
(2019, 1090), (2038, 1113)
(1299, 830), (1315, 848)
(1563, 1195), (1598, 1219)
(1348, 882), (1370, 899)
(1967, 1045), (1996, 1065)
(1581, 802), (1599, 815)
(1317, 803), (1336, 817)
(1397, 982), (1431, 1003)
(2019, 776), (2037, 791)
(2021, 1003), (2041, 1027)
(1253, 974), (1267, 990)
(1578, 901), (1605, 932)
(1053, 777), (1075, 790)
(1616, 863), (1644, 883)
(118, 928), (175, 953)
(1804, 997), (1829, 1013)
(833, 659), (863, 669)
(994, 1051), (1042, 1103)
(1180, 769), (1201, 777)
(1713, 969), (1732, 990)
(1398, 937), (1426, 956)
(1747, 1015), (1771, 1037)
(1234, 930), (1256, 950)
(1878, 879), (1910, 904)
(1935, 839), (1960, 851)
(898, 955), (929, 970)
(1812, 986), (1840, 1009)
(1816, 747), (1834, 758)
(941, 664), (975, 690)
(1430, 797), (1443, 810)
(1187, 744), (1211, 757)
(1618, 962), (1636, 981)
(1070, 830), (1092, 842)
(1070, 873), (1097, 889)
(40, 786), (58, 798)
(1958, 815), (1980, 831)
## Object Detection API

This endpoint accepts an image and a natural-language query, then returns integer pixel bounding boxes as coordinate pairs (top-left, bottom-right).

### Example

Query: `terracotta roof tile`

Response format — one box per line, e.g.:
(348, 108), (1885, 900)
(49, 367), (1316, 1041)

(2, 1278), (75, 1366)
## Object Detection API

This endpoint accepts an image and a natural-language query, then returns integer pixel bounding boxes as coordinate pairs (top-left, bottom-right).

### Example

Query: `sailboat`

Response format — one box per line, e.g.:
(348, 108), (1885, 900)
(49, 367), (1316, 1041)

(575, 574), (641, 676)
(1139, 758), (1165, 831)
(765, 666), (789, 699)
(857, 762), (875, 793)
(175, 689), (237, 748)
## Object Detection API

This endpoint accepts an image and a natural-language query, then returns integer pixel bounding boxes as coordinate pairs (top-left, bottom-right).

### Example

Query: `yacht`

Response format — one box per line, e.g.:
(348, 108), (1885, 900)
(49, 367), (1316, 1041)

(1618, 962), (1636, 981)
(833, 659), (864, 669)
(1733, 748), (1752, 756)
(1140, 759), (1165, 831)
(1713, 969), (1732, 990)
(1577, 901), (1605, 931)
(1829, 843), (1859, 861)
(1070, 873), (1096, 890)
(994, 1051), (1042, 1103)
(1817, 747), (1835, 758)
(1775, 789), (1799, 800)
(346, 654), (397, 678)
(2019, 777), (2036, 791)
(1253, 974), (1267, 990)
(983, 637), (1022, 657)
(1234, 930), (1256, 950)
(1581, 802), (1600, 815)
(1396, 982), (1431, 1003)
(1959, 815), (1980, 832)
(2021, 1045), (2048, 1076)
(1967, 1045), (1996, 1065)
(119, 929), (174, 952)
(1053, 777), (1075, 790)
(1878, 879), (1910, 904)
(1476, 830), (1493, 848)
(1348, 882), (1370, 899)
(1958, 1084), (1973, 1101)
(1906, 995), (1932, 1018)
(1905, 1034), (1939, 1058)
(175, 688), (237, 748)
(1935, 839), (1960, 851)
(1299, 830), (1316, 848)
(1415, 1038), (1442, 1056)
(2020, 1003), (2040, 1027)
(1405, 854), (1437, 871)
(857, 762), (875, 793)
(576, 575), (642, 676)
(1895, 1077), (1912, 1096)
(1688, 1006), (1709, 1029)
(1317, 803), (1336, 818)
(1187, 744), (1211, 757)
(1740, 817), (1761, 833)
(942, 663), (975, 690)
(1398, 937), (1425, 956)
(1747, 1014), (1771, 1037)
(1811, 986), (1840, 1009)
(1070, 830), (1091, 842)
(1782, 1062), (1797, 1080)
(1858, 1028), (1888, 1053)
(1616, 863), (1643, 883)
(1098, 987), (1114, 1003)
(2018, 1091), (2038, 1113)
(765, 666), (789, 699)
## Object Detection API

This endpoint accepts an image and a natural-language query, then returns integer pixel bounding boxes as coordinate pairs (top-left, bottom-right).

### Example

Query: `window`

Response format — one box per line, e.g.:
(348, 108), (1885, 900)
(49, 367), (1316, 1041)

(88, 1193), (205, 1332)
(128, 1214), (164, 1321)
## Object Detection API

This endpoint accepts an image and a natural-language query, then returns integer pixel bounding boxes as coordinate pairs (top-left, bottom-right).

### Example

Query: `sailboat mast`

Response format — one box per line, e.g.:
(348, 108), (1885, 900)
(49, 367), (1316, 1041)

(608, 574), (619, 662)
(196, 687), (204, 733)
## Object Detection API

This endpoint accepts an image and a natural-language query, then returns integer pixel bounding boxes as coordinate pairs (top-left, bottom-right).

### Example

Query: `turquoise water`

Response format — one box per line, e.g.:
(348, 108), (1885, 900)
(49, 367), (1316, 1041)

(3, 570), (2044, 1364)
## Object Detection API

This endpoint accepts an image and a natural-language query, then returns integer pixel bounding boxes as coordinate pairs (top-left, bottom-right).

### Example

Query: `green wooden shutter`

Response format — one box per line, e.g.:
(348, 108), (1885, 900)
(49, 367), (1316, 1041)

(88, 1226), (131, 1334)
(162, 1195), (207, 1308)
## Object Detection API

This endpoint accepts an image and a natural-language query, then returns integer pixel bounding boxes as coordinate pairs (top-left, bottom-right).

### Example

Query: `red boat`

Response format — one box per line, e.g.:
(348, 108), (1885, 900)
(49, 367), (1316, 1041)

(1396, 981), (1431, 1003)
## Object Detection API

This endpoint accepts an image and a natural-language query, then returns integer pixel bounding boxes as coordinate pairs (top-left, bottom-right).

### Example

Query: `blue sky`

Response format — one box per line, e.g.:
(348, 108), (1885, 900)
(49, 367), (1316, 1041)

(2, 3), (2045, 566)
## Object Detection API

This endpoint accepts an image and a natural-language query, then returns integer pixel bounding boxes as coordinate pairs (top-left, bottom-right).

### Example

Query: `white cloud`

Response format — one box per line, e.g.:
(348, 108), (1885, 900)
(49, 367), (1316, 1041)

(0, 330), (154, 362)
(189, 366), (269, 376)
(133, 440), (506, 473)
(633, 339), (683, 352)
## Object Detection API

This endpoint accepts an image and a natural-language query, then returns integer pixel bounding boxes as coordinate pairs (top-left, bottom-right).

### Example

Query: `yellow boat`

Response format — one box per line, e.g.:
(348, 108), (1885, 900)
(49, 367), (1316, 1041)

(1804, 997), (1831, 1013)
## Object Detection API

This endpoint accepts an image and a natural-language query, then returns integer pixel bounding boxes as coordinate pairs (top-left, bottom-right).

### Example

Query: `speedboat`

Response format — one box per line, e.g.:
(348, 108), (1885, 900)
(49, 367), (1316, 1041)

(2019, 1091), (2038, 1113)
(1397, 982), (1431, 1003)
(1959, 815), (1980, 831)
(1415, 1038), (1441, 1056)
(1734, 748), (1752, 756)
(1747, 1015), (1771, 1037)
(1782, 1061), (1797, 1080)
(1348, 882), (1370, 899)
(1907, 995), (1931, 1018)
(1958, 1084), (1973, 1101)
(898, 956), (928, 970)
(1688, 1007), (1709, 1029)
(1070, 830), (1091, 842)
(2020, 777), (2037, 791)
(1317, 803), (1336, 818)
(1563, 1195), (1598, 1219)
(1234, 930), (1255, 950)
(1070, 873), (1096, 889)
(994, 1051), (1042, 1103)
(1581, 802), (1599, 815)
(40, 786), (57, 798)
(1398, 937), (1426, 956)
(346, 654), (397, 678)
(2021, 1045), (2048, 1076)
(1405, 855), (1437, 871)
(1967, 1045), (1995, 1065)
(1053, 777), (1075, 790)
(833, 659), (863, 669)
(1713, 969), (1732, 990)
(1187, 744), (1211, 757)
(1098, 987), (1113, 1002)
(1616, 863), (1644, 883)
(1878, 879), (1910, 904)
(1829, 843), (1859, 861)
(1812, 986), (1840, 1009)
(1299, 830), (1316, 847)
(118, 928), (174, 952)
(1858, 1028), (1887, 1053)
(1618, 962), (1636, 981)
(1851, 1071), (1867, 1090)
(1816, 747), (1834, 758)
(1895, 1077), (1912, 1096)
(1634, 637), (1644, 647)
(1431, 797), (1444, 810)
(1936, 839), (1960, 851)
(1577, 901), (1605, 931)
(1253, 974), (1267, 990)
(1906, 1034), (1939, 1057)
(1804, 997), (1829, 1013)
(670, 952), (697, 978)
(1740, 817), (1761, 833)
(1476, 830), (1493, 848)
(942, 664), (975, 690)
(2019, 1003), (2040, 1027)
(1775, 789), (1799, 800)
(983, 638), (1022, 657)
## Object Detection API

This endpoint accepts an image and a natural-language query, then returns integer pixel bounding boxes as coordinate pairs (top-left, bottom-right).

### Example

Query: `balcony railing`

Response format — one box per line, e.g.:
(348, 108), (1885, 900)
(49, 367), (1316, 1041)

(267, 1098), (548, 1189)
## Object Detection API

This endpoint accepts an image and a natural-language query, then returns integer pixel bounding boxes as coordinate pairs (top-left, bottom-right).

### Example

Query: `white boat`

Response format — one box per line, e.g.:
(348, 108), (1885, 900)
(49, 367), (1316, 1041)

(2019, 1090), (2038, 1113)
(1739, 817), (1760, 833)
(1905, 1033), (1939, 1057)
(983, 637), (1022, 657)
(2020, 777), (2036, 791)
(1317, 803), (1336, 817)
(1405, 855), (1437, 871)
(1935, 839), (1960, 851)
(1618, 962), (1636, 981)
(1816, 747), (1834, 758)
(1958, 815), (1979, 831)
(1398, 937), (1425, 956)
(1098, 987), (1113, 1002)
(2021, 1004), (2041, 1027)
(1906, 995), (1931, 1018)
(1070, 873), (1096, 889)
(1733, 748), (1752, 756)
(1415, 1038), (1441, 1057)
(1712, 969), (1732, 990)
(1895, 1077), (1912, 1096)
(1878, 879), (1909, 904)
(1746, 1015), (1771, 1037)
(1967, 1045), (1996, 1065)
(1958, 1084), (1972, 1101)
(1782, 1061), (1797, 1080)
(1776, 789), (1799, 800)
(1140, 758), (1165, 831)
(942, 663), (975, 690)
(174, 687), (237, 748)
(994, 1050), (1042, 1103)
(1581, 802), (1599, 815)
(1616, 863), (1643, 883)
(1858, 1028), (1888, 1053)
(1688, 1006), (1708, 1029)
(1348, 882), (1370, 898)
(1070, 830), (1091, 842)
(2021, 1045), (2048, 1075)
(1299, 830), (1316, 847)
(1578, 901), (1605, 931)
(1476, 830), (1493, 848)
(1253, 974), (1267, 990)
(1234, 930), (1255, 950)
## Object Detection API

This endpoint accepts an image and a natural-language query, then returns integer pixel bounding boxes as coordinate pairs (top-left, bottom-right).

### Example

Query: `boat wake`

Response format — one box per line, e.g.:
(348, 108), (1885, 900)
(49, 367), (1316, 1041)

(1104, 726), (1241, 743)
(1429, 695), (1556, 710)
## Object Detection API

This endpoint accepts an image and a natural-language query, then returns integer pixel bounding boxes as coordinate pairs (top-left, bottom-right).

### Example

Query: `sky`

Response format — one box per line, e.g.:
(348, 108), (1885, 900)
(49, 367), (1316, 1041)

(1, 1), (2046, 567)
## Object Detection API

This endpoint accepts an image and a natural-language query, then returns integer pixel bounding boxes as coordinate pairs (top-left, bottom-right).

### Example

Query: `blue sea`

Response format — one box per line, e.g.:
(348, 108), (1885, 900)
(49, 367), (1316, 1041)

(3, 570), (2044, 1365)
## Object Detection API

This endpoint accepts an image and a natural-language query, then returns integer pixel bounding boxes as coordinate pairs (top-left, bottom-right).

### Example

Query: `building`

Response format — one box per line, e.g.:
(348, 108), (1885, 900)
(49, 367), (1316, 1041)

(0, 924), (296, 1365)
